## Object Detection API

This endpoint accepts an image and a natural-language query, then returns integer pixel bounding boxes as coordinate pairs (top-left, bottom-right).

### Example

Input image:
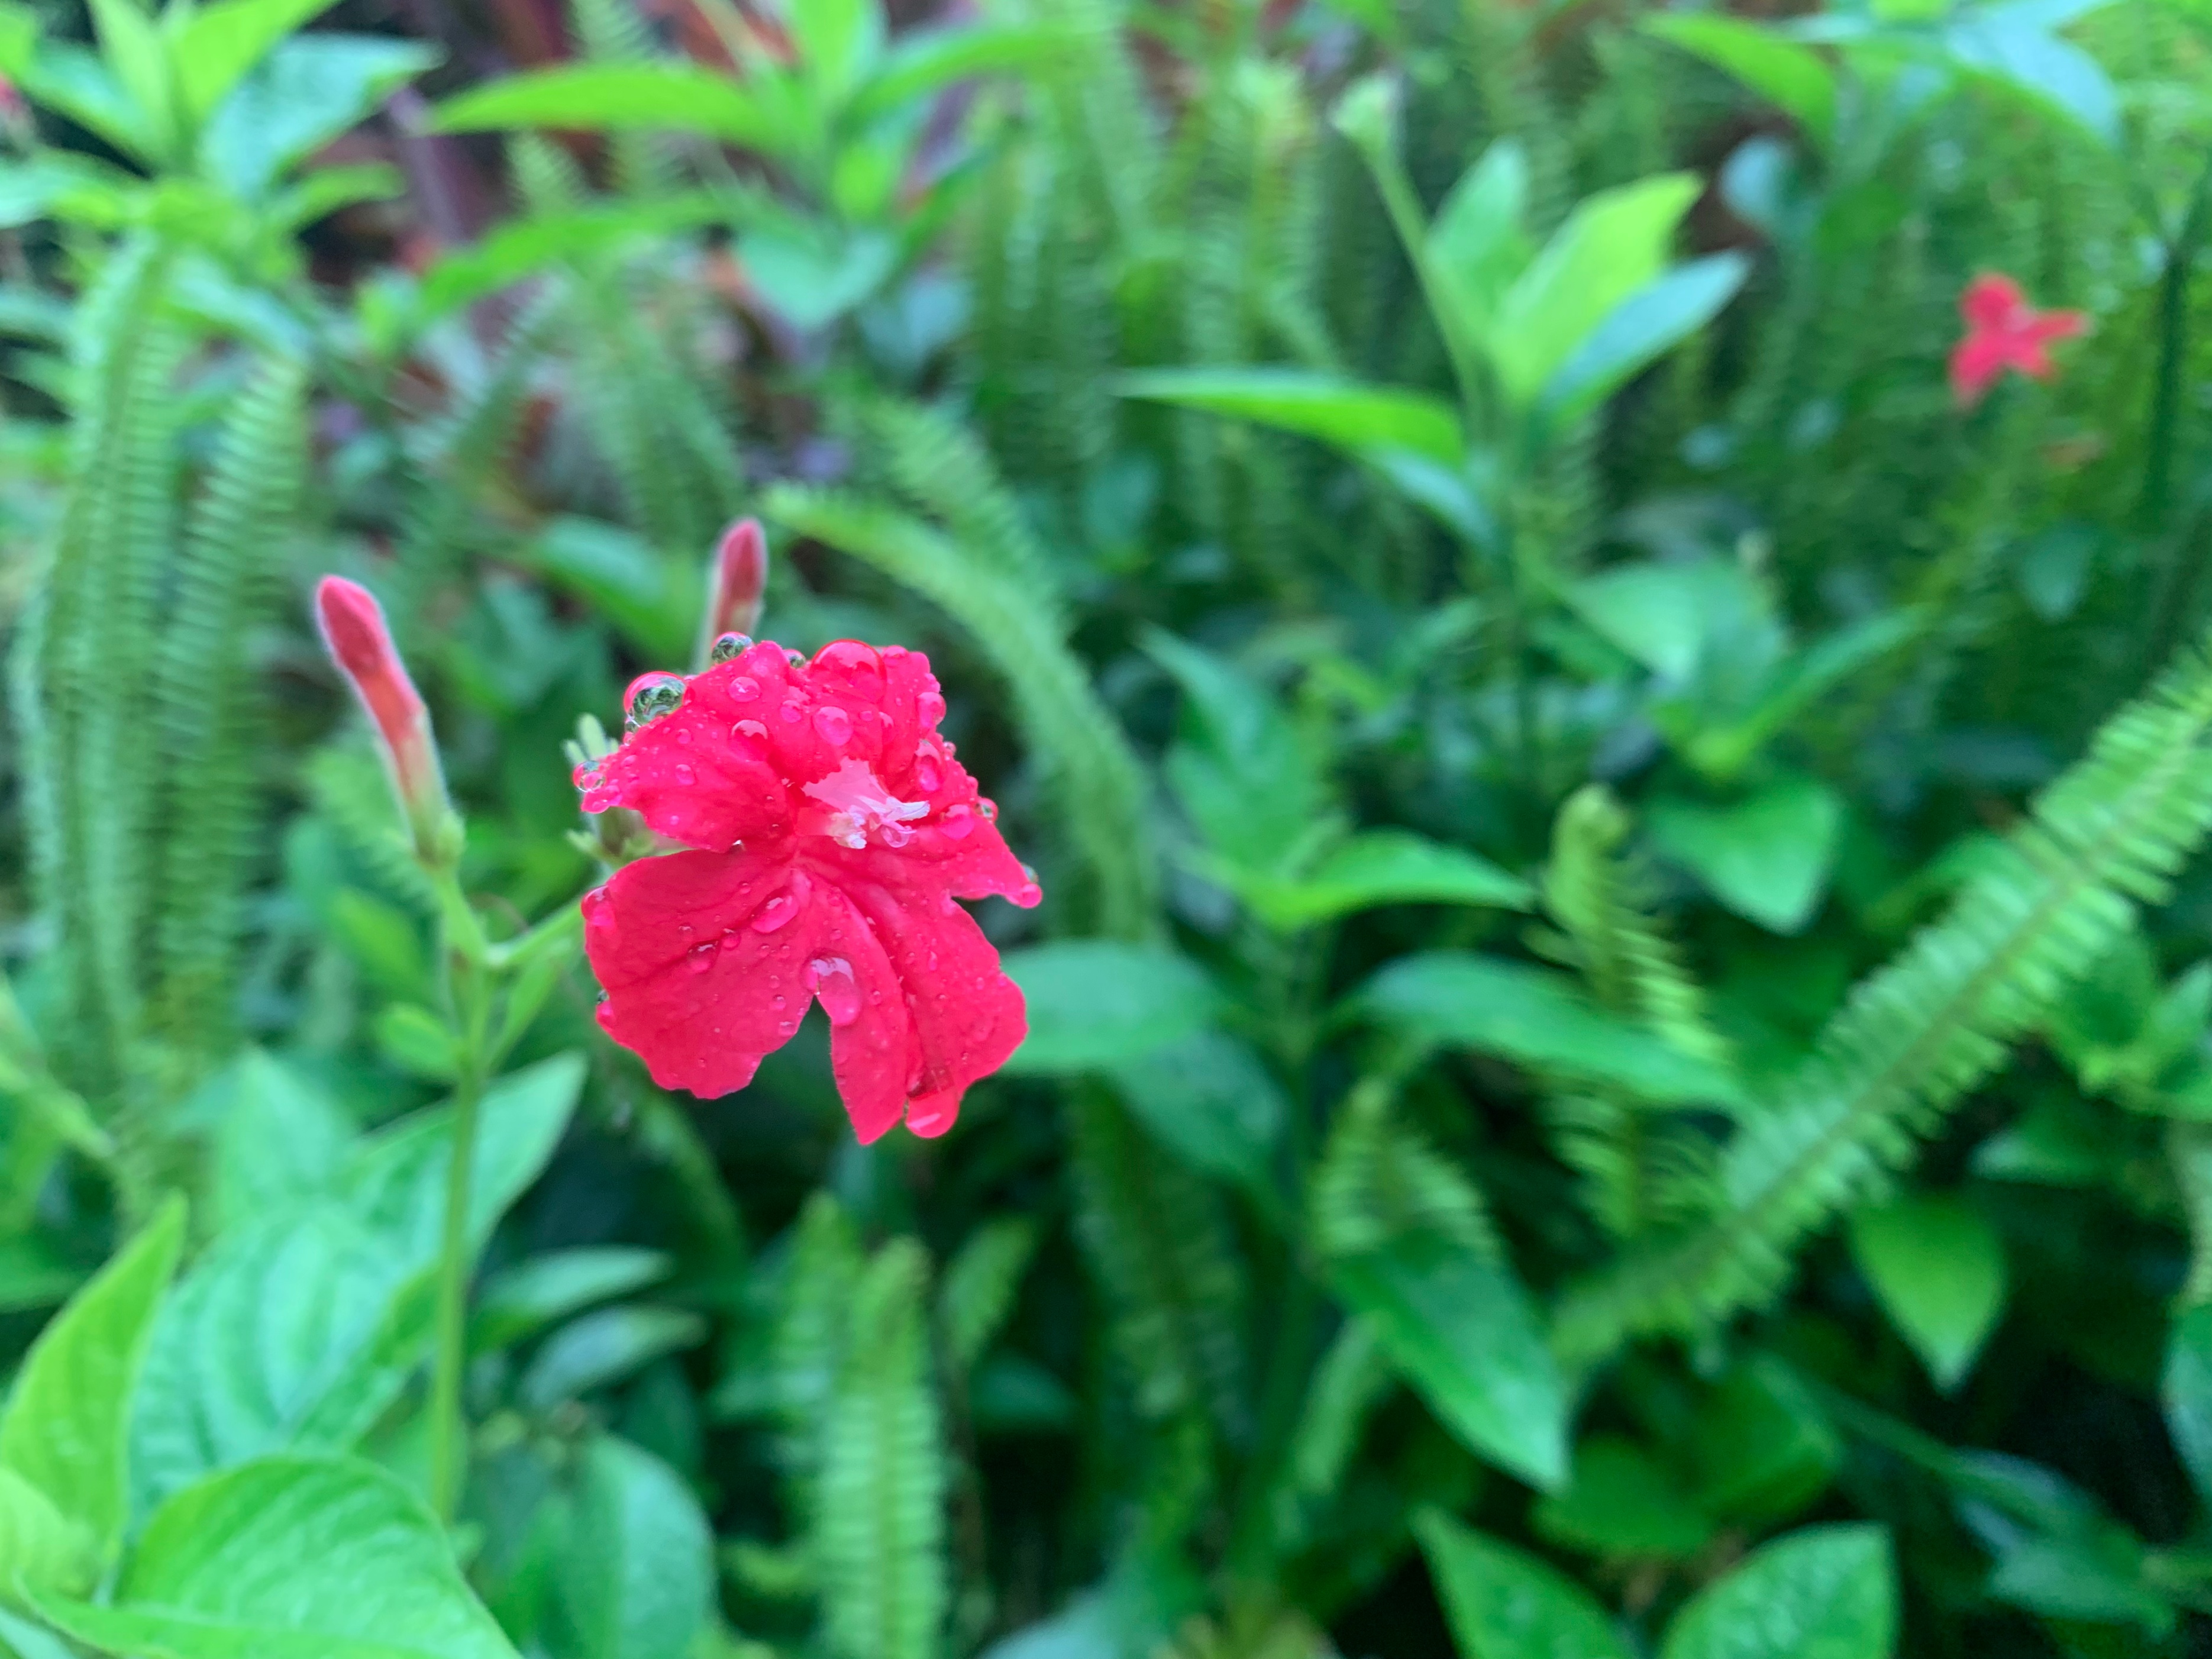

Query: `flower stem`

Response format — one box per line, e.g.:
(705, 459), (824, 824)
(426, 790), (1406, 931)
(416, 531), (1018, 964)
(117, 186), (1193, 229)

(427, 1061), (483, 1524)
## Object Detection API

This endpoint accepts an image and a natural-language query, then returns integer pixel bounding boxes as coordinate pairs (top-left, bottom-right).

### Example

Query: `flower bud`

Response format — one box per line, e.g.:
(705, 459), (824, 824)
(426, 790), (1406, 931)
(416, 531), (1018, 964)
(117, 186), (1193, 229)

(315, 576), (458, 867)
(698, 518), (768, 667)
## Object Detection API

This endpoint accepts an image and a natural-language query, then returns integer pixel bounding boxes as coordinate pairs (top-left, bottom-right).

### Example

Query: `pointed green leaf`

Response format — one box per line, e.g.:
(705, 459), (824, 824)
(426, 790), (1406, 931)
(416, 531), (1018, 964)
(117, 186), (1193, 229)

(1534, 1435), (1716, 1561)
(545, 1438), (713, 1659)
(1659, 1524), (1895, 1659)
(1106, 1029), (1286, 1196)
(0, 1466), (96, 1607)
(1002, 943), (1219, 1074)
(2162, 1303), (2212, 1507)
(1644, 14), (1837, 141)
(1425, 141), (1532, 353)
(1541, 253), (1748, 425)
(432, 62), (784, 151)
(170, 0), (341, 120)
(1331, 1235), (1568, 1489)
(35, 1455), (519, 1659)
(1230, 830), (1531, 930)
(1492, 173), (1703, 409)
(1849, 1196), (2008, 1392)
(0, 1195), (183, 1559)
(1415, 1508), (1631, 1659)
(1115, 369), (1464, 466)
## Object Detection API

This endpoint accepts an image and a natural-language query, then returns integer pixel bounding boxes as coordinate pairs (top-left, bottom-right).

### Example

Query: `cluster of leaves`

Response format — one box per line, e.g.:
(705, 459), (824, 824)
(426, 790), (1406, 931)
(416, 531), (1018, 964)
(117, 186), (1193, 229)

(10, 0), (2212, 1656)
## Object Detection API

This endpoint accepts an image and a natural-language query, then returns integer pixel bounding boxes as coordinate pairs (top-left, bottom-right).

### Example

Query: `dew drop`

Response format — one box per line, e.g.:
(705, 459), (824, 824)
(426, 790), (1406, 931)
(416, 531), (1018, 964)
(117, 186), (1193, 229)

(685, 940), (718, 974)
(813, 705), (852, 745)
(624, 672), (685, 729)
(806, 956), (861, 1026)
(771, 994), (786, 1009)
(732, 719), (768, 740)
(778, 698), (805, 725)
(978, 798), (998, 821)
(918, 689), (947, 725)
(711, 631), (753, 664)
(729, 674), (761, 703)
(914, 750), (944, 792)
(941, 803), (976, 840)
(786, 648), (808, 668)
(750, 891), (800, 933)
(673, 763), (696, 785)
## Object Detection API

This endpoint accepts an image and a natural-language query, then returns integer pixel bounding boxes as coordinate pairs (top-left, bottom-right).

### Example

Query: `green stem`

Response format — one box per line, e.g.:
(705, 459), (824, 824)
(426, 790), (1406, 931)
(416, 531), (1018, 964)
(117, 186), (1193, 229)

(427, 1060), (484, 1524)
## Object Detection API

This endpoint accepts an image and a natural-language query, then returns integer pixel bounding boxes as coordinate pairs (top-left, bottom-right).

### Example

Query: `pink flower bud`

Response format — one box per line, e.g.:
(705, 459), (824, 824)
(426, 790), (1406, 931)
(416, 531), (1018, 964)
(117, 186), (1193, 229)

(699, 518), (769, 665)
(315, 576), (456, 864)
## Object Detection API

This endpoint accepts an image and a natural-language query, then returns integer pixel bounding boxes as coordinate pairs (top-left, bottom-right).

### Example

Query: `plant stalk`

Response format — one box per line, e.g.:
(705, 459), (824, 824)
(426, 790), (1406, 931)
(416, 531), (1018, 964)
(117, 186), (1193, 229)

(427, 1060), (483, 1524)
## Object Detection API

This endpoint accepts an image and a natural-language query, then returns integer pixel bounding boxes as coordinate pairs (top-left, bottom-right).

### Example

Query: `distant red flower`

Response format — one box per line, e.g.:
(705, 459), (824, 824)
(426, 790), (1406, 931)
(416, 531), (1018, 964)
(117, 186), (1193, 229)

(1950, 273), (2088, 409)
(577, 640), (1040, 1143)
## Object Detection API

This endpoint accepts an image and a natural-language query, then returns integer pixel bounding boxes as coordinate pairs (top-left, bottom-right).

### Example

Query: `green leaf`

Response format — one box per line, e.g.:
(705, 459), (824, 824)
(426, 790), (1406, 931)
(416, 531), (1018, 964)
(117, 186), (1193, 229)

(13, 43), (156, 160)
(1659, 1524), (1895, 1659)
(788, 0), (881, 104)
(1415, 1508), (1631, 1659)
(1425, 141), (1532, 354)
(1644, 14), (1838, 141)
(1647, 777), (1844, 935)
(432, 63), (784, 151)
(1567, 556), (1775, 682)
(545, 1438), (713, 1659)
(2162, 1303), (2212, 1507)
(129, 1205), (435, 1512)
(1105, 1029), (1286, 1197)
(518, 1306), (706, 1410)
(1002, 943), (1219, 1074)
(170, 0), (340, 120)
(736, 218), (897, 330)
(473, 1248), (673, 1354)
(1541, 254), (1749, 425)
(1941, 12), (2118, 144)
(339, 1053), (585, 1263)
(1849, 1196), (2008, 1391)
(1689, 1358), (1840, 1526)
(1331, 1234), (1568, 1489)
(518, 516), (693, 661)
(1115, 369), (1464, 466)
(201, 36), (440, 195)
(0, 1195), (183, 1561)
(851, 21), (1071, 120)
(1358, 952), (1743, 1108)
(36, 1455), (519, 1659)
(203, 1050), (353, 1236)
(1229, 830), (1531, 930)
(0, 1466), (96, 1606)
(941, 1218), (1041, 1372)
(1534, 1435), (1716, 1561)
(87, 0), (179, 162)
(1491, 173), (1703, 410)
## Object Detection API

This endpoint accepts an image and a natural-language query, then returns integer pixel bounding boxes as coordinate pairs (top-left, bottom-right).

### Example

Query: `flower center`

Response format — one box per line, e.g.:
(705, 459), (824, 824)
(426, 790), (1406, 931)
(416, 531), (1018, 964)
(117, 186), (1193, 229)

(802, 757), (929, 850)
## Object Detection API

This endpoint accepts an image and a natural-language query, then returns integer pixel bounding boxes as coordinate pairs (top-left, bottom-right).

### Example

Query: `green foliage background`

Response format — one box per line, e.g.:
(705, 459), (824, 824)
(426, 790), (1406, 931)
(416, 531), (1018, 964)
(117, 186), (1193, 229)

(4, 0), (2212, 1655)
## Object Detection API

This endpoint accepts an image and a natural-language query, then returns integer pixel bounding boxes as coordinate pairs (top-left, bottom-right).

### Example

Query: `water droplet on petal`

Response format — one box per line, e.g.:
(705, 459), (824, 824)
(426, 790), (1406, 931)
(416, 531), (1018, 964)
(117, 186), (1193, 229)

(914, 750), (943, 793)
(685, 940), (718, 973)
(732, 719), (768, 740)
(917, 689), (947, 726)
(771, 994), (786, 1009)
(729, 674), (761, 703)
(711, 632), (753, 664)
(806, 956), (861, 1026)
(624, 672), (685, 729)
(978, 798), (997, 821)
(786, 648), (808, 668)
(941, 803), (975, 840)
(750, 887), (803, 933)
(673, 762), (696, 785)
(779, 698), (805, 724)
(814, 705), (852, 745)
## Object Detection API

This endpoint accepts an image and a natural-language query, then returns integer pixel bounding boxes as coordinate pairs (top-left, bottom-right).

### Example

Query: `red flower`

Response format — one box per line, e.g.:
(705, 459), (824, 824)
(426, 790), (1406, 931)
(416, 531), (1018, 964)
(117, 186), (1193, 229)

(1949, 273), (2088, 409)
(577, 639), (1041, 1144)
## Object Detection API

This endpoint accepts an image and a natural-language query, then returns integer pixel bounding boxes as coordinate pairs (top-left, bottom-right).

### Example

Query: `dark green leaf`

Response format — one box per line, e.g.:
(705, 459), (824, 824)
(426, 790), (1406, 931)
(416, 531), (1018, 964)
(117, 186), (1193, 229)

(2163, 1304), (2212, 1508)
(1849, 1195), (2008, 1390)
(1644, 14), (1837, 140)
(1534, 1436), (1715, 1561)
(473, 1248), (674, 1355)
(1228, 830), (1531, 929)
(1659, 1525), (1895, 1659)
(1106, 1029), (1286, 1196)
(545, 1438), (713, 1659)
(518, 1306), (706, 1411)
(1647, 777), (1844, 935)
(1415, 1507), (1630, 1659)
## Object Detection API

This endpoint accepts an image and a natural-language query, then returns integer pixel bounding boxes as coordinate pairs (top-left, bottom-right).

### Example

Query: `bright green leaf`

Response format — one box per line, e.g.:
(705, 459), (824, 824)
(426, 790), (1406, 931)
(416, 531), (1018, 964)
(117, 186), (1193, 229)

(0, 1195), (183, 1560)
(202, 1050), (353, 1237)
(201, 36), (440, 195)
(0, 1466), (96, 1606)
(1647, 777), (1844, 935)
(851, 21), (1071, 120)
(1425, 141), (1532, 354)
(1415, 1508), (1630, 1659)
(1567, 556), (1774, 682)
(1002, 943), (1219, 1074)
(518, 1306), (706, 1411)
(1849, 1195), (2008, 1391)
(1645, 14), (1838, 141)
(432, 63), (784, 151)
(1491, 173), (1703, 409)
(1116, 369), (1464, 466)
(37, 1455), (518, 1659)
(170, 0), (340, 120)
(1542, 253), (1749, 425)
(1659, 1525), (1895, 1659)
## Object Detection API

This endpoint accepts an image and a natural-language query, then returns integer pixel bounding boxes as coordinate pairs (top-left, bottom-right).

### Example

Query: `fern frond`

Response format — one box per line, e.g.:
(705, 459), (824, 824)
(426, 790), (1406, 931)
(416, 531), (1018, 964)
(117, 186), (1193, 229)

(1071, 1089), (1248, 1437)
(771, 1192), (864, 1495)
(816, 1238), (948, 1659)
(1555, 635), (2212, 1364)
(1309, 1080), (1496, 1262)
(764, 484), (1157, 938)
(12, 236), (189, 1101)
(862, 399), (1063, 611)
(151, 353), (310, 1055)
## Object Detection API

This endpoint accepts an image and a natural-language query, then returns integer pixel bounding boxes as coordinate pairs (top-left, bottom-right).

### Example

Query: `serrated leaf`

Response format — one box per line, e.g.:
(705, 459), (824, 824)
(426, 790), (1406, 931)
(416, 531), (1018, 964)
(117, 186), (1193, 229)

(1659, 1524), (1895, 1659)
(36, 1455), (518, 1659)
(1849, 1196), (2008, 1391)
(0, 1196), (183, 1560)
(1415, 1507), (1630, 1659)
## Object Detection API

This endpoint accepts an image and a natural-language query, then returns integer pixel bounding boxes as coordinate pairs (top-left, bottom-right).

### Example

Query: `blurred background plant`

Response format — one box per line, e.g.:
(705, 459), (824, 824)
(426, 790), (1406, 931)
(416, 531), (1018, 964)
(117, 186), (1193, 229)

(7, 0), (2212, 1656)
